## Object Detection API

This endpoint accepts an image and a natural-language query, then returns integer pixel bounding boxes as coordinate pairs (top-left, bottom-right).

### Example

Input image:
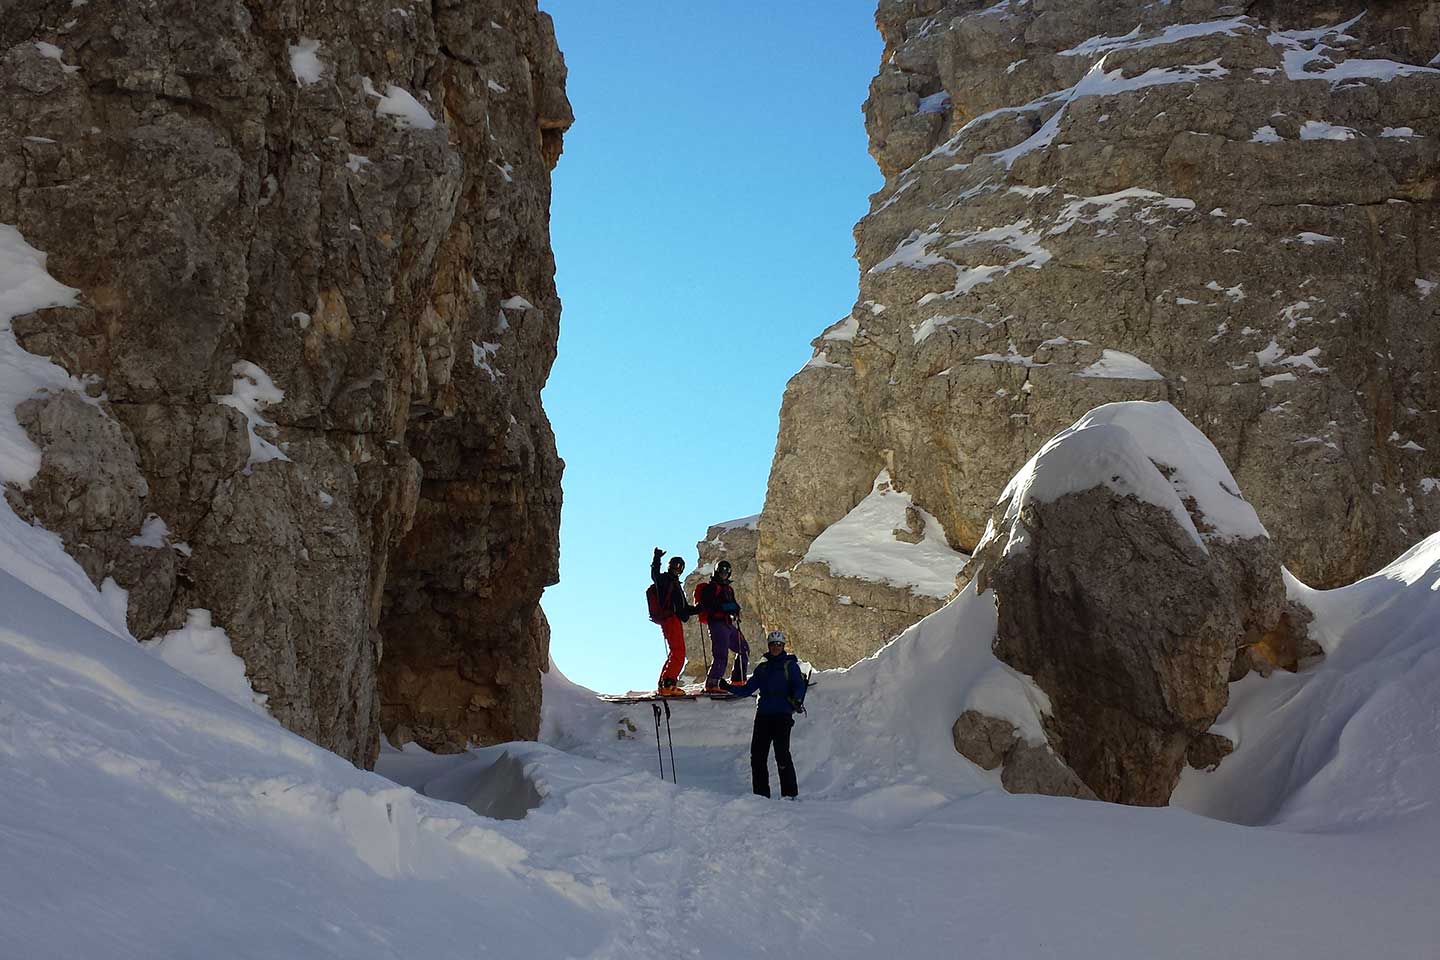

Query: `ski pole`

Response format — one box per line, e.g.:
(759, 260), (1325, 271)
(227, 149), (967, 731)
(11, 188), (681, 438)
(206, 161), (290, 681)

(663, 698), (677, 785)
(652, 703), (665, 780)
(700, 618), (709, 680)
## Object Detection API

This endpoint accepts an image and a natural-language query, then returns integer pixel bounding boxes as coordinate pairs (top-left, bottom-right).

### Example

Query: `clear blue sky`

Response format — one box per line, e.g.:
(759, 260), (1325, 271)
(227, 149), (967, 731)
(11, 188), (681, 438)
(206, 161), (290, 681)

(539, 0), (882, 693)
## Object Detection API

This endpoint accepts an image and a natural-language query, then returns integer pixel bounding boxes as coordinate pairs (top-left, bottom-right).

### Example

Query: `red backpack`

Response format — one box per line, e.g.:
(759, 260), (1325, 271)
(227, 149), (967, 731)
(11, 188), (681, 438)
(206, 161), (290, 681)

(694, 582), (714, 625)
(646, 583), (669, 624)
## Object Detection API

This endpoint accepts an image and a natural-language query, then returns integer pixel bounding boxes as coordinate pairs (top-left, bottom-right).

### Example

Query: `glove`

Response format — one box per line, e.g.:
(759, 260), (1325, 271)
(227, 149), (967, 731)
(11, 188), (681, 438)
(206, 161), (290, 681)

(789, 697), (806, 715)
(653, 547), (664, 557)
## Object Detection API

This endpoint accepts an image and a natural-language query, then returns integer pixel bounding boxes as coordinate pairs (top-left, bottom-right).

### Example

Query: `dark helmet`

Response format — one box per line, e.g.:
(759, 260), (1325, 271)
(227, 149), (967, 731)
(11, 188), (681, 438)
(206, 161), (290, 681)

(668, 556), (685, 572)
(715, 560), (732, 579)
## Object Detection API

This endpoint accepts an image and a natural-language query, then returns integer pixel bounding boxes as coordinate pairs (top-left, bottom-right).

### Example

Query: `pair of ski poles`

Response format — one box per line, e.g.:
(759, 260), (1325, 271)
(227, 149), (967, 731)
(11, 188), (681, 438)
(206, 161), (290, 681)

(651, 700), (677, 784)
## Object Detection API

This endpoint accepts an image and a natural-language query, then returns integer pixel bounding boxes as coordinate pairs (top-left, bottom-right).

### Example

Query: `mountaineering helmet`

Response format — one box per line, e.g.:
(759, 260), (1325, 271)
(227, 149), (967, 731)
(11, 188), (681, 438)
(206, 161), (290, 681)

(766, 630), (787, 648)
(716, 560), (732, 579)
(668, 556), (685, 572)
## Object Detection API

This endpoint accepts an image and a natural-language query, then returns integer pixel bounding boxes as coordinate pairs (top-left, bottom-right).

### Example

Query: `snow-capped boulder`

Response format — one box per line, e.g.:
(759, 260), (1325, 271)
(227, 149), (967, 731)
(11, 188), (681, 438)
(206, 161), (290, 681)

(964, 401), (1309, 805)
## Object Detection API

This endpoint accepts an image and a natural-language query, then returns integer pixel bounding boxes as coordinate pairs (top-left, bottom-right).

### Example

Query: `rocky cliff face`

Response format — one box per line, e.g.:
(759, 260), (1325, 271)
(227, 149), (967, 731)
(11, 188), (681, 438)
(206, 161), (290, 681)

(0, 0), (571, 764)
(745, 0), (1440, 669)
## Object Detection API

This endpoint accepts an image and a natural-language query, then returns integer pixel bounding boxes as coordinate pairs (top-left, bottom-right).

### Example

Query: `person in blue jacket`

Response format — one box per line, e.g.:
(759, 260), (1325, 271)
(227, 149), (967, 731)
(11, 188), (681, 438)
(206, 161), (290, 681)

(722, 630), (807, 799)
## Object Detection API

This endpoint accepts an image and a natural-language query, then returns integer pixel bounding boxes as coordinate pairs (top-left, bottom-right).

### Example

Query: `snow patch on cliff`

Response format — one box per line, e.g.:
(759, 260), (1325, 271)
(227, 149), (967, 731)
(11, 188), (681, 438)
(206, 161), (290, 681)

(0, 225), (83, 487)
(214, 361), (290, 470)
(1075, 349), (1164, 380)
(803, 471), (967, 599)
(143, 609), (271, 717)
(289, 39), (325, 85)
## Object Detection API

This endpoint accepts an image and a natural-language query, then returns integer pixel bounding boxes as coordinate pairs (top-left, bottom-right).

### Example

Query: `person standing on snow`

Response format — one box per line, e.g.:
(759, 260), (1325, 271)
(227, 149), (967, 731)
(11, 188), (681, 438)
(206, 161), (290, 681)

(722, 630), (807, 799)
(696, 559), (747, 693)
(651, 548), (699, 697)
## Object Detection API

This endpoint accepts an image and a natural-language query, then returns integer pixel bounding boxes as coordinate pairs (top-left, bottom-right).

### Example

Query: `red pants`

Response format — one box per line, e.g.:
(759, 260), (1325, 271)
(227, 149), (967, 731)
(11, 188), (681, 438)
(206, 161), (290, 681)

(659, 616), (686, 680)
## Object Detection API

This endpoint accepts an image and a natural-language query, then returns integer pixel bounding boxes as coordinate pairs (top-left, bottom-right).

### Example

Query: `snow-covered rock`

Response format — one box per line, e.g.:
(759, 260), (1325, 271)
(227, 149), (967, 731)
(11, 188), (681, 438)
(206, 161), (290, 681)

(963, 401), (1306, 804)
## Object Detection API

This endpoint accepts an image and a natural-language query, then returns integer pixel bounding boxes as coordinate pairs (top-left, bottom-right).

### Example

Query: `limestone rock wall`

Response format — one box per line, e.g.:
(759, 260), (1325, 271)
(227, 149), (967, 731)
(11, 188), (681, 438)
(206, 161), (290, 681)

(748, 0), (1440, 668)
(0, 0), (571, 764)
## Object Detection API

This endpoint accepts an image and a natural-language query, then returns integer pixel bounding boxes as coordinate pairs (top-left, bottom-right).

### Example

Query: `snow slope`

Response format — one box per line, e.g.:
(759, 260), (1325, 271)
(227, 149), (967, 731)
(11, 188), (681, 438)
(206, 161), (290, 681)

(1176, 533), (1440, 831)
(5, 478), (1440, 958)
(0, 510), (615, 959)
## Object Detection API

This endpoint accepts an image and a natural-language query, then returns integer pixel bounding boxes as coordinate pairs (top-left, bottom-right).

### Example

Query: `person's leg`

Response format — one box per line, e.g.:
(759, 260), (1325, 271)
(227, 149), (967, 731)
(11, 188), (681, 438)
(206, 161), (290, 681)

(706, 621), (734, 685)
(660, 617), (686, 683)
(750, 714), (774, 797)
(774, 716), (798, 798)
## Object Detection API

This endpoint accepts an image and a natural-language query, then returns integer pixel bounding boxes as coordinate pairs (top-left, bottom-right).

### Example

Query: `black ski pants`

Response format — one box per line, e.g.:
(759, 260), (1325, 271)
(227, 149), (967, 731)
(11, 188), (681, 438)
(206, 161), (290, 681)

(750, 712), (797, 798)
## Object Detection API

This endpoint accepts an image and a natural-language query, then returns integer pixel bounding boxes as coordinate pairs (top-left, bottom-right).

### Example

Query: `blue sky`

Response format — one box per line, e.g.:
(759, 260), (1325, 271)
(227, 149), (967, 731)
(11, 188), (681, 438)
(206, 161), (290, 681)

(539, 0), (882, 693)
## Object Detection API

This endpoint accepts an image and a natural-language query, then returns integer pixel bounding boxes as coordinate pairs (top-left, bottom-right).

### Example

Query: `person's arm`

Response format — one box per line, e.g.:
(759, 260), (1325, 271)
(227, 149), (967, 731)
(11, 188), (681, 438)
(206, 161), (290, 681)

(723, 663), (762, 697)
(651, 549), (663, 587)
(788, 660), (807, 704)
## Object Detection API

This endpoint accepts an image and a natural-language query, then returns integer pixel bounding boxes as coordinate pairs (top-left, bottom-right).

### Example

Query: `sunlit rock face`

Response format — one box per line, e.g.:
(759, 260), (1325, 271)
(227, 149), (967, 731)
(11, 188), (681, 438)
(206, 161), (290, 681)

(728, 0), (1439, 668)
(0, 0), (571, 764)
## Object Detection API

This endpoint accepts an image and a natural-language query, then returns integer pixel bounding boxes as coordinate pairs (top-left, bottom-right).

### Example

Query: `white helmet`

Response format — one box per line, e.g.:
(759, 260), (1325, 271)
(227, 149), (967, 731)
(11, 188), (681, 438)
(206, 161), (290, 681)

(765, 630), (787, 647)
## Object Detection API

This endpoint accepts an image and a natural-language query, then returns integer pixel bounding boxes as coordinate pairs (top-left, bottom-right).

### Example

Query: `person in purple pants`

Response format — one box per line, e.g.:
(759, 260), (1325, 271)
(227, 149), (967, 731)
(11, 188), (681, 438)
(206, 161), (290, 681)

(696, 560), (745, 693)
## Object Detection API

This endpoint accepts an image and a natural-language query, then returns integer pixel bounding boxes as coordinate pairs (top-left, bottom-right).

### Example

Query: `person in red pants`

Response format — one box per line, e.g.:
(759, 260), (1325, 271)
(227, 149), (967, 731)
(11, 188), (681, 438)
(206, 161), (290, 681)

(651, 547), (699, 696)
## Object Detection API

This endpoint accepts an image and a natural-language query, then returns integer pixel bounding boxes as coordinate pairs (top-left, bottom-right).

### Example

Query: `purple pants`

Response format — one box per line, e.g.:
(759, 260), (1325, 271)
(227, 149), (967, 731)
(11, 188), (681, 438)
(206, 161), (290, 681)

(706, 619), (742, 683)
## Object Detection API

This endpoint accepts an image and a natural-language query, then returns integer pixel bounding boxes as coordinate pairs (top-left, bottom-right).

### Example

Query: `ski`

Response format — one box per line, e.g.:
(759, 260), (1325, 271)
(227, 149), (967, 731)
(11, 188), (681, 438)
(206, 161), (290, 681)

(597, 680), (818, 706)
(598, 692), (748, 704)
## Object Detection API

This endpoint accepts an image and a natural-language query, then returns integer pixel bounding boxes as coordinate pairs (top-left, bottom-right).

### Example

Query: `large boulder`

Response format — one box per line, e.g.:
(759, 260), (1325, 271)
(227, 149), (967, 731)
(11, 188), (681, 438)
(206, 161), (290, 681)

(0, 1), (572, 764)
(963, 401), (1314, 804)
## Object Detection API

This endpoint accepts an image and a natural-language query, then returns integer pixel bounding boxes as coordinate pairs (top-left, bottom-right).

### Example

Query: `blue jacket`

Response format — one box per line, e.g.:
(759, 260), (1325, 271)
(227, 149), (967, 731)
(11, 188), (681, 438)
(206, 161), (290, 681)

(729, 652), (806, 716)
